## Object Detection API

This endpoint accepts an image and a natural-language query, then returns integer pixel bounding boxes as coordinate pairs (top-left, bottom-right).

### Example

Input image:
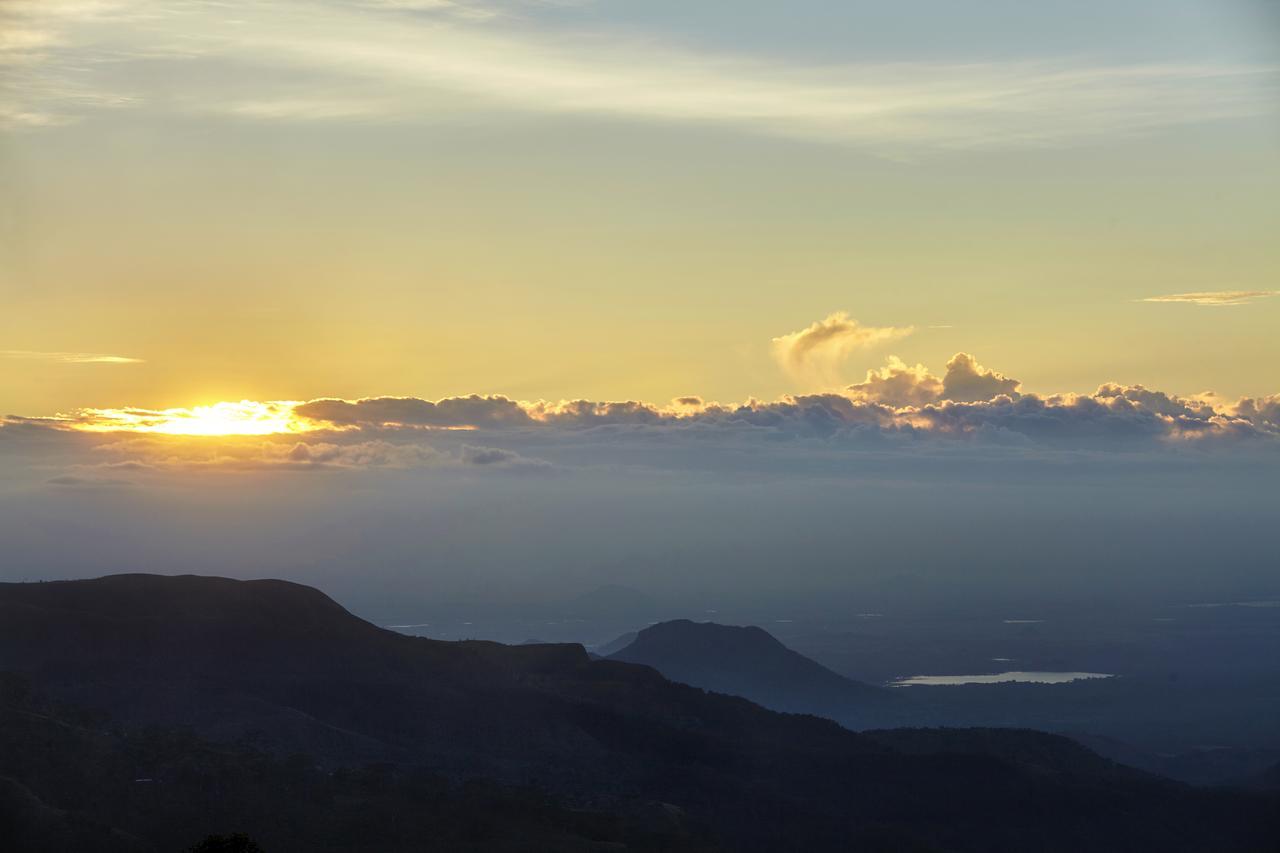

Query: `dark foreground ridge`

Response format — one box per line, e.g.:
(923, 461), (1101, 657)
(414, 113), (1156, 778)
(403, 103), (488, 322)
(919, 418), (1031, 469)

(1, 574), (1276, 852)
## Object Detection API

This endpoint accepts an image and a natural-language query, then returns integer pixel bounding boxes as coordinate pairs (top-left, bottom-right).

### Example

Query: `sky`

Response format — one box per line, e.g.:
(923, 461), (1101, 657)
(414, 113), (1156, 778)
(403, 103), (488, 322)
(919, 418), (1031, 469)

(1, 0), (1278, 609)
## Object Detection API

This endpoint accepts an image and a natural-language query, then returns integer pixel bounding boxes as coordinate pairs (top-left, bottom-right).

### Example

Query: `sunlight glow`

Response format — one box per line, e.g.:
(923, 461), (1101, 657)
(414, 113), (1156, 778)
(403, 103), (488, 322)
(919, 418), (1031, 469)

(67, 401), (317, 436)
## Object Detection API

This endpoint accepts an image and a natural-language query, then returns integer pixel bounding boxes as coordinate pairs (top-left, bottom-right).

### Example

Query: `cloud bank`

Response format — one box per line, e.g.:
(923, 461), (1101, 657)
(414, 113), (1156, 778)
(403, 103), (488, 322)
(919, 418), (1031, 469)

(6, 353), (1278, 484)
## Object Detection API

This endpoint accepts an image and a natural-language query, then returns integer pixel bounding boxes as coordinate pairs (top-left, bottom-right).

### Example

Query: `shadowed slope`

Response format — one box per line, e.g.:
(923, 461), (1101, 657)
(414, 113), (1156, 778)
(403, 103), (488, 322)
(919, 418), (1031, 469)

(1, 575), (1276, 853)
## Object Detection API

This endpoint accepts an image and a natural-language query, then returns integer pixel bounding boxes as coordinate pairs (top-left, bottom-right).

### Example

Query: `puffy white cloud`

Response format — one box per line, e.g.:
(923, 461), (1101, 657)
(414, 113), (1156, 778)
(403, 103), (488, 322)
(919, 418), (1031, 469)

(1227, 395), (1280, 427)
(940, 353), (1021, 403)
(847, 357), (942, 406)
(845, 353), (1019, 406)
(771, 313), (912, 387)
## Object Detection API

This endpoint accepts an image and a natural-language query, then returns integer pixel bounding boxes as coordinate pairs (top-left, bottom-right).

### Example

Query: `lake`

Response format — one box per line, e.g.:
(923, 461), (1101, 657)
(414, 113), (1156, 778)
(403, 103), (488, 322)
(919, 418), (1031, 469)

(889, 670), (1114, 686)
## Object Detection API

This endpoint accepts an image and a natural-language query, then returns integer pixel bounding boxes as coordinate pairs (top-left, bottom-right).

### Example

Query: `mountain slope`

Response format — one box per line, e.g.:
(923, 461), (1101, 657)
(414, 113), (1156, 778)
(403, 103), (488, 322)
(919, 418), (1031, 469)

(0, 679), (719, 853)
(1, 575), (1276, 853)
(609, 619), (895, 725)
(592, 629), (638, 657)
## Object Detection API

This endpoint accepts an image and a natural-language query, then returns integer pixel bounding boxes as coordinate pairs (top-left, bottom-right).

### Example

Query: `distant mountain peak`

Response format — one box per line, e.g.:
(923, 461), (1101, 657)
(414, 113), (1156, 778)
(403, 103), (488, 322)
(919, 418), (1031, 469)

(634, 619), (786, 648)
(609, 618), (890, 724)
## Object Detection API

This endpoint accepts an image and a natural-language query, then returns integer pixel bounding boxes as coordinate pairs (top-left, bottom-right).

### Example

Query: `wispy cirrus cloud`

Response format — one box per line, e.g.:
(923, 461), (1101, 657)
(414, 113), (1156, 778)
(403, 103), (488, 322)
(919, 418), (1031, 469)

(1140, 291), (1278, 306)
(3, 0), (1276, 151)
(1, 350), (144, 364)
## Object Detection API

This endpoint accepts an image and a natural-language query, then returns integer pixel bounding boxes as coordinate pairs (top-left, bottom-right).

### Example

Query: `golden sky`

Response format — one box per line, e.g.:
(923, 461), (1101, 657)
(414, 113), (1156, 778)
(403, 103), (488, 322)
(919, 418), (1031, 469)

(2, 0), (1278, 420)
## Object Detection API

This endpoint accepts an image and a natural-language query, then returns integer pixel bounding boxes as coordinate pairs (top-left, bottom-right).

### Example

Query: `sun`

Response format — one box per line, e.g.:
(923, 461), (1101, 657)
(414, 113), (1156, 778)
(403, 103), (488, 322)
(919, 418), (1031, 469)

(138, 401), (305, 436)
(67, 401), (318, 436)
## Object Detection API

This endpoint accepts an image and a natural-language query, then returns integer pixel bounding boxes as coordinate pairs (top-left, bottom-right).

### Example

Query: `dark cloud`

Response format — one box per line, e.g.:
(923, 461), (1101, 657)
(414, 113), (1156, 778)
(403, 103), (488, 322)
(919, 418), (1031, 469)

(460, 444), (552, 471)
(17, 434), (549, 473)
(1231, 394), (1280, 427)
(280, 440), (448, 468)
(907, 394), (1179, 446)
(295, 395), (532, 428)
(1093, 384), (1214, 419)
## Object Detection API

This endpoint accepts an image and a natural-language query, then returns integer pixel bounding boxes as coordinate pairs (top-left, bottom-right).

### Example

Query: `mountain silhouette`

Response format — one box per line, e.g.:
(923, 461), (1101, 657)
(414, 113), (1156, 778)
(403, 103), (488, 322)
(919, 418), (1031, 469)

(592, 629), (638, 657)
(1, 574), (1276, 852)
(609, 619), (894, 725)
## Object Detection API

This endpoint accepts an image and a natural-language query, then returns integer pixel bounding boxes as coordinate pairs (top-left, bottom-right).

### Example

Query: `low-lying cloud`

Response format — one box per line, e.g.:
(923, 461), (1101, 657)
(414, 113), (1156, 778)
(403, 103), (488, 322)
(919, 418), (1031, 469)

(5, 350), (1274, 471)
(13, 434), (554, 477)
(4, 352), (1278, 487)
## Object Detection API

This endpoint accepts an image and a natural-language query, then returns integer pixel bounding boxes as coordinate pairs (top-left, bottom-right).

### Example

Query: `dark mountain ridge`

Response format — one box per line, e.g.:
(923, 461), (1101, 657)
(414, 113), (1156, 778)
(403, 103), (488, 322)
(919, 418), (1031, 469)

(609, 618), (894, 724)
(1, 574), (1276, 852)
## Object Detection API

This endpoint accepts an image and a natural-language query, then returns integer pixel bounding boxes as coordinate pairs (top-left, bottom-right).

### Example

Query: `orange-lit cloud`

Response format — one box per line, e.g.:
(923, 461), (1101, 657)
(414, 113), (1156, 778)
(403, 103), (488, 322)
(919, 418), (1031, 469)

(51, 401), (314, 435)
(1141, 291), (1278, 306)
(771, 313), (912, 387)
(846, 357), (942, 407)
(846, 353), (1020, 406)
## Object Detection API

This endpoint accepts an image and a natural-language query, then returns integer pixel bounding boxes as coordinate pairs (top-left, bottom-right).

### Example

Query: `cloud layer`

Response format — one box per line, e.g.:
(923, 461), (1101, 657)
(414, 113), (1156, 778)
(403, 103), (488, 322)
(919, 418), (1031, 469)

(7, 353), (1278, 485)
